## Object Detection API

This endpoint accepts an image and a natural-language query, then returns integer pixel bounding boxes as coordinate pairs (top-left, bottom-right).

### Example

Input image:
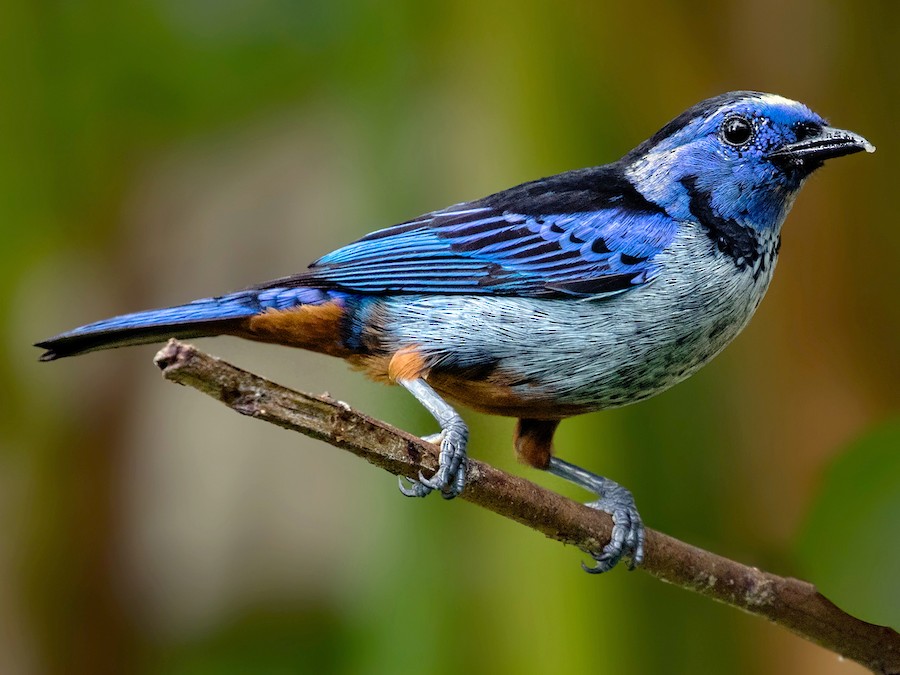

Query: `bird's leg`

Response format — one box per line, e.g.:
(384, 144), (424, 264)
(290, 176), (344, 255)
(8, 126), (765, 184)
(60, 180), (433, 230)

(547, 457), (645, 572)
(514, 418), (643, 572)
(397, 378), (469, 499)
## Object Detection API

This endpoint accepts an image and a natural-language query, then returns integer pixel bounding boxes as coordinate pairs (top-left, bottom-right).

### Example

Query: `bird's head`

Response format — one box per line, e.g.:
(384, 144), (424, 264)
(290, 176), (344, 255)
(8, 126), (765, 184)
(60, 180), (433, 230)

(624, 91), (875, 233)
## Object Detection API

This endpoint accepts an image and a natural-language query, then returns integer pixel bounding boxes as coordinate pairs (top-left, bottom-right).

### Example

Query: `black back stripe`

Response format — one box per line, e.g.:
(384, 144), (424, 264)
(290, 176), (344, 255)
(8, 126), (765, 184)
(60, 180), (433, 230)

(471, 164), (666, 217)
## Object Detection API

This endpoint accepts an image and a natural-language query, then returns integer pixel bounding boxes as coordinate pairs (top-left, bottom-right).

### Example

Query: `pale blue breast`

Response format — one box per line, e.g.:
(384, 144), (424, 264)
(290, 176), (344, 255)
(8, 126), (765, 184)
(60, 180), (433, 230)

(369, 221), (779, 415)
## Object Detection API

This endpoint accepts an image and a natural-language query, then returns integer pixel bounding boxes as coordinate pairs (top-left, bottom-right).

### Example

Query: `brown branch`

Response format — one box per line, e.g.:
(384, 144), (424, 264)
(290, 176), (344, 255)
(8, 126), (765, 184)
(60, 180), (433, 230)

(153, 339), (899, 674)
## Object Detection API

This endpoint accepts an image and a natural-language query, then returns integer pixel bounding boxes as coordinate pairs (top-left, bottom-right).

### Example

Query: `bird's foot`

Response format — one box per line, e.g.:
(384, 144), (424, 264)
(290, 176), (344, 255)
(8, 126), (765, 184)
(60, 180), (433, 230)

(399, 422), (468, 499)
(583, 483), (644, 573)
(547, 457), (645, 573)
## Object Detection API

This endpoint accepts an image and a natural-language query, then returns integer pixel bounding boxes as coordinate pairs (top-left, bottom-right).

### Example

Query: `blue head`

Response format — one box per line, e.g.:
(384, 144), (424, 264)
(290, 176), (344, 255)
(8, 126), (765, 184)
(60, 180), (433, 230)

(624, 91), (874, 233)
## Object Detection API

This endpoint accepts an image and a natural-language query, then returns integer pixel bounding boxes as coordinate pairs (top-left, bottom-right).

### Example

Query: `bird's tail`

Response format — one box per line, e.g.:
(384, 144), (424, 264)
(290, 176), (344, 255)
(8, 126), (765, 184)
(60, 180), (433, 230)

(35, 286), (344, 361)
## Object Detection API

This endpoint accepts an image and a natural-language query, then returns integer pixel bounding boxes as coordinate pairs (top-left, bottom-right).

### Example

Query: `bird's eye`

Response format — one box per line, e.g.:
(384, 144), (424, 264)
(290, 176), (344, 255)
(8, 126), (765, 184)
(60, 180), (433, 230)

(721, 115), (753, 147)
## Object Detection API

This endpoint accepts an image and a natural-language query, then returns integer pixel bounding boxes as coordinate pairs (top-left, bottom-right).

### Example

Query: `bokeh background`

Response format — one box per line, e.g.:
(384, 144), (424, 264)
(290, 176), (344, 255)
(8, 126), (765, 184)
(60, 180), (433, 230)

(2, 1), (899, 674)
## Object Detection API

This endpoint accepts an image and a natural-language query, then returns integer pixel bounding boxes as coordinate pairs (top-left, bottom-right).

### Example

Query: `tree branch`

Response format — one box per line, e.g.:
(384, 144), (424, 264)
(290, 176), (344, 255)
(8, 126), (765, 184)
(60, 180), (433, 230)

(153, 339), (898, 674)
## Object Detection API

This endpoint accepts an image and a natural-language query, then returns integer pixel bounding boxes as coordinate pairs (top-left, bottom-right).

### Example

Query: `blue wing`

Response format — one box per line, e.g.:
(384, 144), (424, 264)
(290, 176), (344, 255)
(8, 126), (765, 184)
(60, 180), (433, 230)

(267, 167), (679, 299)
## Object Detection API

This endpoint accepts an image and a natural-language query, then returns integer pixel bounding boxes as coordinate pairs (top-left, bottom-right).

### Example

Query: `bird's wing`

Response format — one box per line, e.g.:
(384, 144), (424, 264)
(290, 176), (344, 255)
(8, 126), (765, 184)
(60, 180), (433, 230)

(264, 169), (679, 299)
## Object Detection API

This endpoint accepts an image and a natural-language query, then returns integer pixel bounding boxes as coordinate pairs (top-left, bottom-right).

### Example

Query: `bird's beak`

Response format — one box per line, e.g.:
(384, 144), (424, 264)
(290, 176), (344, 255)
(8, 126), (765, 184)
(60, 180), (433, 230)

(768, 126), (875, 165)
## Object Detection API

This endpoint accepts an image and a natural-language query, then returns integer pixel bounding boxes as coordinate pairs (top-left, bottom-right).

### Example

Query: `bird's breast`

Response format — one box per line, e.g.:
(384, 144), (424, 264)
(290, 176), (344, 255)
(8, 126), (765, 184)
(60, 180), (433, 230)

(359, 223), (779, 416)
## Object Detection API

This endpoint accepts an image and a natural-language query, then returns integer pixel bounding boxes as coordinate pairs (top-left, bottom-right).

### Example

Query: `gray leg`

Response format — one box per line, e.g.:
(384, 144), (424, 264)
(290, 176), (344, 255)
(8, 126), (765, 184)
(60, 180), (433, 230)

(397, 378), (469, 499)
(548, 457), (645, 572)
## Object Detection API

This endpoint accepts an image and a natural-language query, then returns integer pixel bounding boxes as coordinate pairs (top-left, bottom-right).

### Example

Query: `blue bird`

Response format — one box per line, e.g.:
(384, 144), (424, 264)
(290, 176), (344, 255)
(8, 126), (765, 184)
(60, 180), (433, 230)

(37, 92), (874, 572)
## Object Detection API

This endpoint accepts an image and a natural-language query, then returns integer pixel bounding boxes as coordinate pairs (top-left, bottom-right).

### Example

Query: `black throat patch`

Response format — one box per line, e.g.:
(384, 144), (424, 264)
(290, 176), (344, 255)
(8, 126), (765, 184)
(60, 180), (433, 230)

(680, 176), (764, 274)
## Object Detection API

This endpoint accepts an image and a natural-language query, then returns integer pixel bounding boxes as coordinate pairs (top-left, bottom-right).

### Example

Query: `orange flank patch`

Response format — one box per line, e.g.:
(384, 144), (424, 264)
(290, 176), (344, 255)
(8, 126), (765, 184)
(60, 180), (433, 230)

(348, 345), (429, 384)
(346, 354), (393, 384)
(387, 346), (429, 381)
(238, 303), (351, 357)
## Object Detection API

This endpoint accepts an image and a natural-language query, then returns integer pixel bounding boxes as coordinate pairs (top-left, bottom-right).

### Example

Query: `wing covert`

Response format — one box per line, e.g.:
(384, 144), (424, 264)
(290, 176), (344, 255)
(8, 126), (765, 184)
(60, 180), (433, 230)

(263, 166), (679, 298)
(295, 206), (677, 297)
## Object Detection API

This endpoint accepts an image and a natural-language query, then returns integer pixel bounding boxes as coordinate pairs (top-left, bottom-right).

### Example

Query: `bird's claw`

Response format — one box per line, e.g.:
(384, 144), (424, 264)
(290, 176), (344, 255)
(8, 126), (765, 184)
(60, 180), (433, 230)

(582, 485), (645, 573)
(398, 425), (468, 499)
(546, 457), (644, 574)
(398, 475), (433, 498)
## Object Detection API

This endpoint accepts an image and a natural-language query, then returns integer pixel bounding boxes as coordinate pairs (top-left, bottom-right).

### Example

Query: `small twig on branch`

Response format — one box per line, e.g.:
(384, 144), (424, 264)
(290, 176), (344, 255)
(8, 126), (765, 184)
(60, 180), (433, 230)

(154, 339), (898, 674)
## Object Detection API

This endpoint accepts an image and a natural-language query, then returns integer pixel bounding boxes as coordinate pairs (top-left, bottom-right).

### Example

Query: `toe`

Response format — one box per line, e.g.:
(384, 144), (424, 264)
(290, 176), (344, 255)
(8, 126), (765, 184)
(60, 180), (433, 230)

(398, 475), (433, 498)
(584, 499), (644, 573)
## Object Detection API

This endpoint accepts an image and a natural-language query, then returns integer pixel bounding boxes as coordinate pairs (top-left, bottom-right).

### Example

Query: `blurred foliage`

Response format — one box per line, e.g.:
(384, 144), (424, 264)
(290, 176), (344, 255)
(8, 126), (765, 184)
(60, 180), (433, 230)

(796, 418), (900, 628)
(1, 1), (898, 674)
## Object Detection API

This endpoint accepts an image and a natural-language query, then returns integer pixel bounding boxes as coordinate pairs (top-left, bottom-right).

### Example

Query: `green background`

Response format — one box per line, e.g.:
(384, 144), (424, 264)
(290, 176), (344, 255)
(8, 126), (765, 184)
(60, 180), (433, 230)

(2, 1), (898, 674)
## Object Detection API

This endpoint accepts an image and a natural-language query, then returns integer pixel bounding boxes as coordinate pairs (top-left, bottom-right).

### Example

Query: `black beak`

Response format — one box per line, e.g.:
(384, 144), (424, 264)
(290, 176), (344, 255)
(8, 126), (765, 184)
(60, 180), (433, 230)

(768, 125), (875, 166)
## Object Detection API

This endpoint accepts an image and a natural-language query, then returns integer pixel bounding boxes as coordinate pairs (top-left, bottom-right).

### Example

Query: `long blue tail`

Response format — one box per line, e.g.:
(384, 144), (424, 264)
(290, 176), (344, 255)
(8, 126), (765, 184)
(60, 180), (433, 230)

(35, 286), (338, 361)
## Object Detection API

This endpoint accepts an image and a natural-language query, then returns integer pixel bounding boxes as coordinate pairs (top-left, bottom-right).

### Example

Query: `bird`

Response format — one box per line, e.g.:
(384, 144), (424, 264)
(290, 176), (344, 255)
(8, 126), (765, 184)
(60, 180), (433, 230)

(36, 91), (874, 573)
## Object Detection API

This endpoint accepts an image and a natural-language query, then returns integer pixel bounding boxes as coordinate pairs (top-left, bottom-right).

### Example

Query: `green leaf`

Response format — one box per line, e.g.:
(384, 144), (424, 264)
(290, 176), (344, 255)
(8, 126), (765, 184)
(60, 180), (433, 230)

(795, 418), (900, 628)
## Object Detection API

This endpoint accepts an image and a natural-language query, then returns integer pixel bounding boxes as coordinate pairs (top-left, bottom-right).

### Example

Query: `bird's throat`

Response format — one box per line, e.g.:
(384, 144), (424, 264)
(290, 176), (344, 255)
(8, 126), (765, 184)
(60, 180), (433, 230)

(679, 176), (774, 276)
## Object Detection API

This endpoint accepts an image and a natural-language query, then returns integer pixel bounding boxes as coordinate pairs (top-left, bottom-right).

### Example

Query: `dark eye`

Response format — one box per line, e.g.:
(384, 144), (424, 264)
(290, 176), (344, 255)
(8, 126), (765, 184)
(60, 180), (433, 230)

(721, 115), (753, 147)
